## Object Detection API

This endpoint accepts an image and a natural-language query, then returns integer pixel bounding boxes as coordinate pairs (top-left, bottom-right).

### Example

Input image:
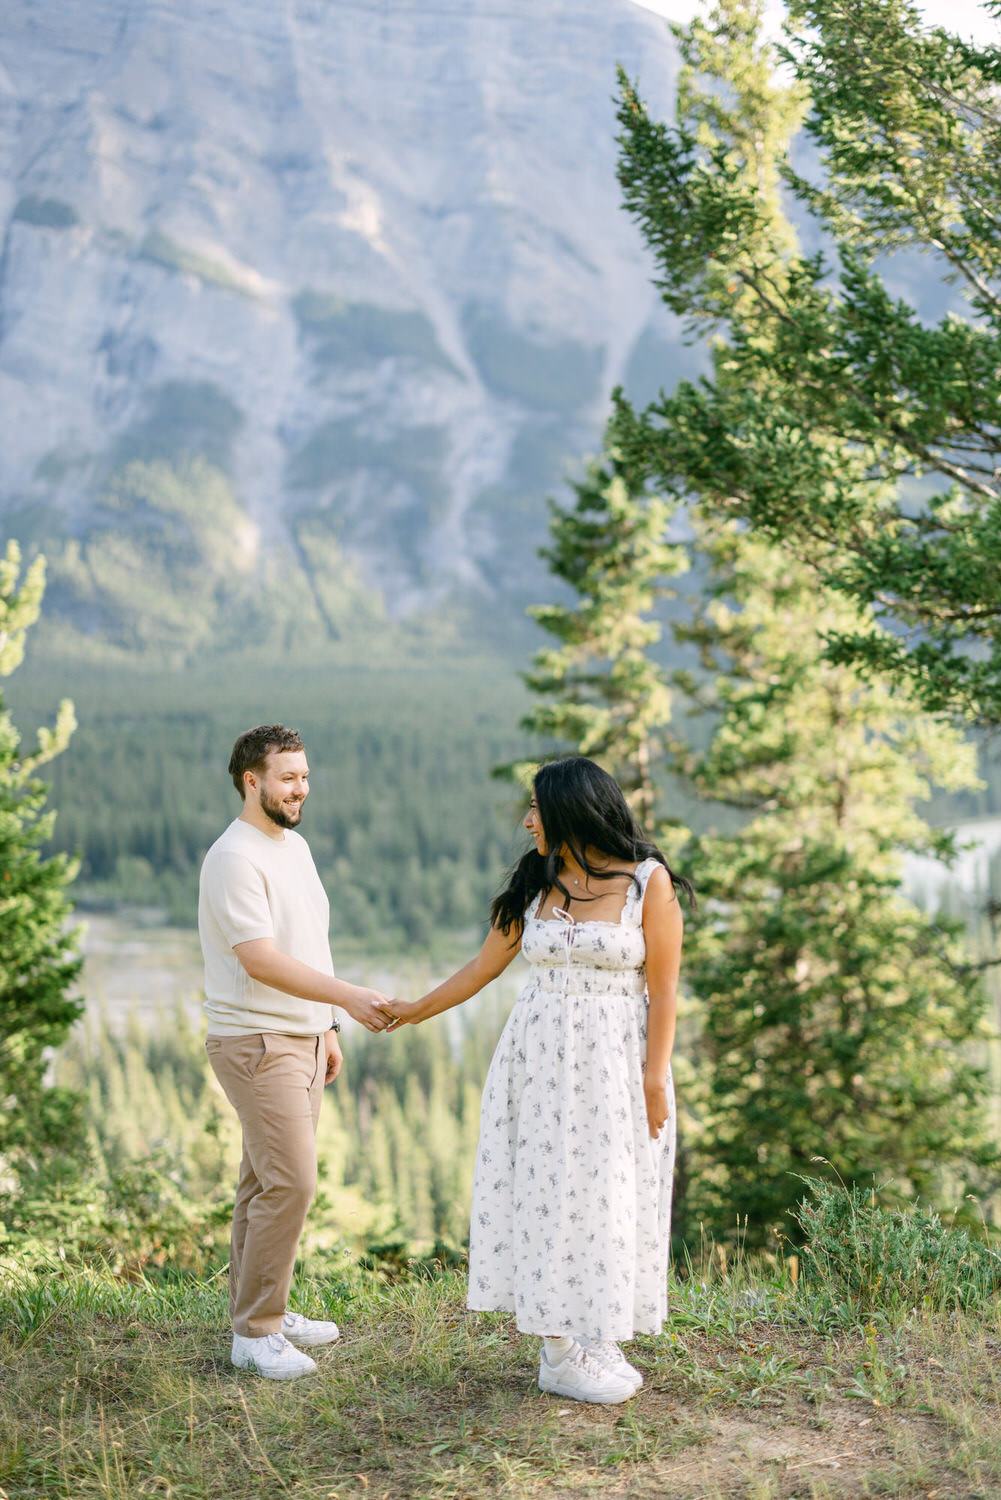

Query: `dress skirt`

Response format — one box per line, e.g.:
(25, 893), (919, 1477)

(466, 896), (676, 1342)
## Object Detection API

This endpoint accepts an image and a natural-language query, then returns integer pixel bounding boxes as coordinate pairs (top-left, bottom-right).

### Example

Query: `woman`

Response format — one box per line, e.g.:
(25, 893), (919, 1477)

(384, 756), (692, 1404)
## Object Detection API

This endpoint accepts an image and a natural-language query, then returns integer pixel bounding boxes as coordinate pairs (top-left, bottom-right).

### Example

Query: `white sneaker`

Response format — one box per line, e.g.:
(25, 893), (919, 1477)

(282, 1310), (341, 1348)
(537, 1341), (636, 1404)
(579, 1337), (644, 1390)
(231, 1331), (317, 1380)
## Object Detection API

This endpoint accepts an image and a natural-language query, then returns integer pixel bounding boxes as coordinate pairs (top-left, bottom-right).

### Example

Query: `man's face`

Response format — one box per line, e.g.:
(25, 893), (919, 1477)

(253, 749), (310, 829)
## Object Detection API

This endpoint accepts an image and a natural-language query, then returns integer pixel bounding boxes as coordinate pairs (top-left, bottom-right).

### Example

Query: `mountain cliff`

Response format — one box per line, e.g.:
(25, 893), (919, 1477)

(0, 0), (683, 654)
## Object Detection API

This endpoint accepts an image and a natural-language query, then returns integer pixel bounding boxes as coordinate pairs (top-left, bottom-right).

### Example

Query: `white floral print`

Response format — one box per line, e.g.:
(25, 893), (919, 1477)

(467, 857), (676, 1340)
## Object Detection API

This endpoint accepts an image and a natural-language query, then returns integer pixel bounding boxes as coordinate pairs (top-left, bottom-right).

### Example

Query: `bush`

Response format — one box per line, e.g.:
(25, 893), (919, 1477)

(792, 1174), (1001, 1314)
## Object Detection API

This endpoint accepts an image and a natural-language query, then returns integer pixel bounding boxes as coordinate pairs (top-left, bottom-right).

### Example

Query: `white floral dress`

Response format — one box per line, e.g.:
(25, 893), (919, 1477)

(467, 857), (676, 1341)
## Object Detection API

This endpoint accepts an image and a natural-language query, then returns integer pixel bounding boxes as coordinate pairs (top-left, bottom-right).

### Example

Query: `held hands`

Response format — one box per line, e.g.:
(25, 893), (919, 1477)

(332, 990), (422, 1036)
(380, 997), (423, 1032)
(341, 985), (396, 1032)
(644, 1075), (670, 1140)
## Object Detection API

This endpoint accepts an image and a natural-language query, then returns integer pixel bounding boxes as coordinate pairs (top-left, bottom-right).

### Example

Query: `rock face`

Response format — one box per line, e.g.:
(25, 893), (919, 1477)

(0, 0), (681, 650)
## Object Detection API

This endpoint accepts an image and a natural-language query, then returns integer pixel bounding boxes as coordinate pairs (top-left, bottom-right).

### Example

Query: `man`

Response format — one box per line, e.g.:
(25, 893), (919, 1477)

(199, 723), (390, 1380)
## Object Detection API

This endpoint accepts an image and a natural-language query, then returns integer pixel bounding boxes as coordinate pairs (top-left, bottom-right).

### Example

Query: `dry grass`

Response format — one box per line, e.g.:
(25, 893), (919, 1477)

(1, 1263), (999, 1499)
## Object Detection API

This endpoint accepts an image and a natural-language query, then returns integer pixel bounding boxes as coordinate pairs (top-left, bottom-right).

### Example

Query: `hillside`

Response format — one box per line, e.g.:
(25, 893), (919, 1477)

(0, 0), (686, 656)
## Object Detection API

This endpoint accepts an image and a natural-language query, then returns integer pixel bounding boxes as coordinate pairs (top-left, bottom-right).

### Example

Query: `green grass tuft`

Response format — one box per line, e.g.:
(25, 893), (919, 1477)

(3, 1257), (1001, 1498)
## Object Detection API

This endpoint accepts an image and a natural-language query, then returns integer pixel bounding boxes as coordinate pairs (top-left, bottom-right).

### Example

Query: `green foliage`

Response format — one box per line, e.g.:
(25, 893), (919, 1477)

(614, 0), (1001, 723)
(5, 1237), (1001, 1497)
(503, 420), (687, 825)
(0, 980), (514, 1271)
(7, 655), (527, 943)
(12, 195), (79, 229)
(0, 542), (81, 1158)
(504, 0), (1000, 1249)
(50, 458), (260, 654)
(293, 291), (458, 374)
(794, 1174), (1001, 1314)
(672, 509), (995, 1244)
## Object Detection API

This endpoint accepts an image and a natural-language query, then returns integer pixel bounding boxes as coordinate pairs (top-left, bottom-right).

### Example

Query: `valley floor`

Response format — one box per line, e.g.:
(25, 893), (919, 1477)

(1, 1264), (998, 1499)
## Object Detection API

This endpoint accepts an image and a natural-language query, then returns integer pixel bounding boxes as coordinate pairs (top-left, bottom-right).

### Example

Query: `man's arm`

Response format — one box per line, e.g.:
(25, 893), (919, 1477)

(324, 1027), (343, 1084)
(234, 938), (390, 1032)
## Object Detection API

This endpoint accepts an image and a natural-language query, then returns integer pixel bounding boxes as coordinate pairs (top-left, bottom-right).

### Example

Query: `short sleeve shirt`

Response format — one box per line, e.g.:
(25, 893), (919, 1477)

(198, 818), (335, 1036)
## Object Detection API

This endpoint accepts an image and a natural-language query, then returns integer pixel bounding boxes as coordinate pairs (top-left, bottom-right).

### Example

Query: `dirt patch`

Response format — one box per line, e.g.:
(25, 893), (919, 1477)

(546, 1393), (955, 1499)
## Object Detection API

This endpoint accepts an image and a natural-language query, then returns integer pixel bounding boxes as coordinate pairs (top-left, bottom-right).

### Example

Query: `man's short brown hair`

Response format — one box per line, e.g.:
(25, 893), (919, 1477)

(228, 724), (305, 798)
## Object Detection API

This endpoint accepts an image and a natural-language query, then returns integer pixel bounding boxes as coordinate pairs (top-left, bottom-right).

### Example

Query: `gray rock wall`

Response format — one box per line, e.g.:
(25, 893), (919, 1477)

(0, 0), (681, 647)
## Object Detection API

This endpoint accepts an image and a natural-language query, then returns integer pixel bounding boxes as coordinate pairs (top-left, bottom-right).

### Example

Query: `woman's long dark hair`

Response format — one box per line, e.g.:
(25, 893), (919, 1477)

(491, 756), (695, 935)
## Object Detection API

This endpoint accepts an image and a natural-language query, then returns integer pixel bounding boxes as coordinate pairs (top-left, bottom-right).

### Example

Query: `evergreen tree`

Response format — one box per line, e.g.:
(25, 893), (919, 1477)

(615, 0), (1001, 725)
(503, 424), (686, 823)
(676, 521), (996, 1246)
(494, 0), (1000, 1248)
(0, 541), (81, 1158)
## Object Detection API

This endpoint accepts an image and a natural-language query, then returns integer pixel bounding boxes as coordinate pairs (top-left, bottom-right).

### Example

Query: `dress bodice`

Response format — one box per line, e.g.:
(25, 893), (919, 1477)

(520, 857), (659, 999)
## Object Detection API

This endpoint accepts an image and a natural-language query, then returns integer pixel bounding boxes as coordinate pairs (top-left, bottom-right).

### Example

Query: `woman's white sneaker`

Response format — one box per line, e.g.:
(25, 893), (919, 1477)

(579, 1337), (644, 1390)
(281, 1310), (341, 1347)
(231, 1331), (317, 1380)
(537, 1341), (636, 1404)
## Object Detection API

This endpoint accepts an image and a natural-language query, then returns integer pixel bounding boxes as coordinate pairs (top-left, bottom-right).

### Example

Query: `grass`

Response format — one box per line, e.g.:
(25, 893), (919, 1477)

(3, 1255), (1001, 1499)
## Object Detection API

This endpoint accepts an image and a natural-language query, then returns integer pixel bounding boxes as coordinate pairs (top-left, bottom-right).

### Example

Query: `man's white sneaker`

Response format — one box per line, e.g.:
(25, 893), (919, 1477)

(579, 1337), (644, 1390)
(231, 1331), (317, 1380)
(537, 1341), (636, 1404)
(282, 1310), (341, 1348)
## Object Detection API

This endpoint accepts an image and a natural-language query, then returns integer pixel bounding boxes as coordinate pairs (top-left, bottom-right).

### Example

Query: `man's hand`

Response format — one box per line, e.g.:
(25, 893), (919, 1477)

(381, 998), (420, 1032)
(324, 1028), (343, 1084)
(644, 1076), (670, 1140)
(340, 985), (393, 1032)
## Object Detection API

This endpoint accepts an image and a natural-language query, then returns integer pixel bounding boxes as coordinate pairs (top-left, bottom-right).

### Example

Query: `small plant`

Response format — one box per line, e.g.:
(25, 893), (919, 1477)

(792, 1174), (1001, 1315)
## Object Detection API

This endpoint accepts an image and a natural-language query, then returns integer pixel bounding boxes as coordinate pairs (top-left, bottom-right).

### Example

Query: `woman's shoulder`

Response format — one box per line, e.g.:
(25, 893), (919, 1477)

(641, 860), (677, 907)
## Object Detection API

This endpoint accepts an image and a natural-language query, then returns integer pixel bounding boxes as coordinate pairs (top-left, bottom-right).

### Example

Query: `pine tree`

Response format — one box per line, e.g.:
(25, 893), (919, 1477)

(615, 0), (1001, 724)
(502, 422), (686, 823)
(496, 0), (1000, 1248)
(0, 541), (81, 1158)
(676, 521), (996, 1245)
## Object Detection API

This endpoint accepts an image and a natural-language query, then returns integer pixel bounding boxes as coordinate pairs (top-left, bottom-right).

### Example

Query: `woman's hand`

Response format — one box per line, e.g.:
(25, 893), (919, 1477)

(340, 985), (394, 1032)
(381, 997), (423, 1032)
(644, 1075), (670, 1140)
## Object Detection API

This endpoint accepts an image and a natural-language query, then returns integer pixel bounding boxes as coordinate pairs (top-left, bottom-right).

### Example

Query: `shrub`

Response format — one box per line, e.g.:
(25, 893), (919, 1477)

(792, 1174), (1001, 1314)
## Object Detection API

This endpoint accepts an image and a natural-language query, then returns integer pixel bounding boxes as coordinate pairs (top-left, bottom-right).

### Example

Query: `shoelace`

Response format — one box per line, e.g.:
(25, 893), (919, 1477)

(265, 1333), (291, 1352)
(569, 1344), (612, 1380)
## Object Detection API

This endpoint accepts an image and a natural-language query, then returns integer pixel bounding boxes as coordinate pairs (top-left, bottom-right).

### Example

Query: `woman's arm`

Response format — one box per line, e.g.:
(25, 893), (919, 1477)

(641, 865), (684, 1138)
(385, 922), (522, 1028)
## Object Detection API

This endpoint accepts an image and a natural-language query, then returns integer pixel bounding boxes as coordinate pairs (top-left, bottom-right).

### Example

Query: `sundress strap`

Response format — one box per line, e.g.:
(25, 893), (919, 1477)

(526, 859), (661, 926)
(621, 858), (660, 924)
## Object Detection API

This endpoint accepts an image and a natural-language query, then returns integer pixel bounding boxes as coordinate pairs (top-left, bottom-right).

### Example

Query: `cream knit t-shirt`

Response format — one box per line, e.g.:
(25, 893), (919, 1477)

(198, 818), (336, 1037)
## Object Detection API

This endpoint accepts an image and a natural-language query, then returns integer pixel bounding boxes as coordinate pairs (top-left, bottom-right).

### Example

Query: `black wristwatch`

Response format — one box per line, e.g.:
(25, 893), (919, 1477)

(329, 1019), (341, 1033)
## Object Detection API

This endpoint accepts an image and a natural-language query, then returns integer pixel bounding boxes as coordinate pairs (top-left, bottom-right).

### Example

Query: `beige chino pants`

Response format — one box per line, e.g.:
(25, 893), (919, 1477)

(205, 1032), (324, 1337)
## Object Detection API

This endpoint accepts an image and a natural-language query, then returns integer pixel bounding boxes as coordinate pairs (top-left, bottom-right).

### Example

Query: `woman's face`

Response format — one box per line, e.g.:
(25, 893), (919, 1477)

(524, 792), (548, 855)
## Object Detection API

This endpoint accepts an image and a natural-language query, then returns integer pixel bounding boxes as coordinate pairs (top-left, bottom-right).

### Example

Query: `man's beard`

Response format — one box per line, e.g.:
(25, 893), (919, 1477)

(260, 788), (304, 829)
